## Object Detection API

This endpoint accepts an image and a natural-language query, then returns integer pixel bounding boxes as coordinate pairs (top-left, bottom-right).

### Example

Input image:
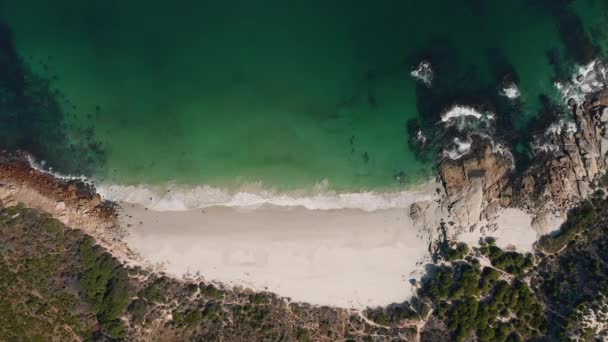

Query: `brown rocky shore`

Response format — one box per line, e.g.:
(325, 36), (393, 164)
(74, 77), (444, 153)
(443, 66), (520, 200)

(436, 88), (608, 241)
(0, 152), (138, 264)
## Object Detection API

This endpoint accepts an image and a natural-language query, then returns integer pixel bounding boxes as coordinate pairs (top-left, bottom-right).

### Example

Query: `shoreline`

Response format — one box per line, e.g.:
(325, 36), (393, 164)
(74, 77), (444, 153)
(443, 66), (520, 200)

(0, 152), (140, 267)
(96, 177), (439, 212)
(0, 150), (552, 309)
(1, 151), (443, 308)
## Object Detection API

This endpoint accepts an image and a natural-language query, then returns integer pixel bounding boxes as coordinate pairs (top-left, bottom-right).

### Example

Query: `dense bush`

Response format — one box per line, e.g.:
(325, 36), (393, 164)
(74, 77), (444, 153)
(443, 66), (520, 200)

(537, 200), (595, 253)
(421, 244), (546, 341)
(79, 237), (132, 338)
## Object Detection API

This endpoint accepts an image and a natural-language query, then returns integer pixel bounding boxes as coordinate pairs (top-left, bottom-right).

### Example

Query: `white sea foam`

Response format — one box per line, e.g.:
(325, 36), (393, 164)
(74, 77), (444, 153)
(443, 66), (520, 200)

(532, 142), (561, 154)
(442, 137), (473, 160)
(24, 152), (436, 212)
(555, 59), (608, 105)
(531, 120), (578, 155)
(491, 142), (514, 162)
(440, 105), (484, 122)
(416, 129), (427, 144)
(97, 181), (436, 212)
(440, 105), (495, 132)
(500, 83), (520, 99)
(410, 61), (433, 86)
(25, 154), (92, 184)
(546, 120), (578, 136)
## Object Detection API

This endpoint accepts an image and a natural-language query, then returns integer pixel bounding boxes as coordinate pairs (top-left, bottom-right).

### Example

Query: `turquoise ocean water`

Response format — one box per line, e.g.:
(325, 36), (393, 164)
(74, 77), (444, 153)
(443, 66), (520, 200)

(1, 0), (607, 194)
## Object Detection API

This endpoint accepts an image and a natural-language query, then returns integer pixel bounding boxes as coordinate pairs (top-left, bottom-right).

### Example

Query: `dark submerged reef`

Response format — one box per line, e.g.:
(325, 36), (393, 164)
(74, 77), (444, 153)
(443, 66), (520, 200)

(530, 0), (599, 65)
(407, 41), (523, 166)
(0, 21), (104, 176)
(408, 0), (607, 176)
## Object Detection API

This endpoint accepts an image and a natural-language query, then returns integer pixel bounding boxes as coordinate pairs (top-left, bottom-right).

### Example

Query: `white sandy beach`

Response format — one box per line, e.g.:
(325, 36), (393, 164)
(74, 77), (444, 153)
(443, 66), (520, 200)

(2, 157), (559, 310)
(121, 203), (432, 309)
(103, 180), (546, 309)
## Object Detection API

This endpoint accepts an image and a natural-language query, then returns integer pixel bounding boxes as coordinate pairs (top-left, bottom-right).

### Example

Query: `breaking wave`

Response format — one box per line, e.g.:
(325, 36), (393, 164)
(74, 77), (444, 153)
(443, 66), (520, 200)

(440, 105), (495, 132)
(442, 137), (473, 160)
(410, 61), (433, 87)
(25, 152), (437, 212)
(546, 120), (577, 136)
(555, 59), (608, 105)
(25, 153), (93, 184)
(500, 83), (521, 99)
(531, 119), (577, 155)
(96, 181), (436, 212)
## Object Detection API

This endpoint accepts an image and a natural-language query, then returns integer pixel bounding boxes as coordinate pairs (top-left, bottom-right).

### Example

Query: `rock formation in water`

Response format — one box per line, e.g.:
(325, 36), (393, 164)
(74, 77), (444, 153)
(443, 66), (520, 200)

(434, 89), (608, 238)
(438, 135), (513, 229)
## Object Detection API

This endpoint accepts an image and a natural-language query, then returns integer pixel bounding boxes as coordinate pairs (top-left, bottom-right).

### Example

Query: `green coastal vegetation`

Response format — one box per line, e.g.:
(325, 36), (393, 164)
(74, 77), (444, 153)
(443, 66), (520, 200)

(365, 237), (543, 341)
(364, 194), (608, 341)
(420, 241), (543, 341)
(2, 192), (608, 340)
(0, 204), (420, 340)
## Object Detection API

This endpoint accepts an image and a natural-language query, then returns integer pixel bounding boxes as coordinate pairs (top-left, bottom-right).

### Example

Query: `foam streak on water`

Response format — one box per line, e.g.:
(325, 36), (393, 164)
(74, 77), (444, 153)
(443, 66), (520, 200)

(440, 105), (495, 132)
(97, 181), (436, 212)
(410, 61), (433, 87)
(25, 154), (92, 184)
(555, 59), (608, 105)
(500, 83), (521, 99)
(442, 137), (473, 160)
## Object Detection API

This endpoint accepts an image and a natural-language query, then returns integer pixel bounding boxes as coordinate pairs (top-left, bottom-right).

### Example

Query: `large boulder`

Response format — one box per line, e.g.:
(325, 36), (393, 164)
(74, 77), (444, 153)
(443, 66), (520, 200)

(438, 136), (513, 229)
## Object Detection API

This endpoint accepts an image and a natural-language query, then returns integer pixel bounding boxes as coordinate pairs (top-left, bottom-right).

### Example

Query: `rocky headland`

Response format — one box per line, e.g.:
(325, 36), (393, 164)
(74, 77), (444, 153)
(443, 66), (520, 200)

(433, 88), (608, 246)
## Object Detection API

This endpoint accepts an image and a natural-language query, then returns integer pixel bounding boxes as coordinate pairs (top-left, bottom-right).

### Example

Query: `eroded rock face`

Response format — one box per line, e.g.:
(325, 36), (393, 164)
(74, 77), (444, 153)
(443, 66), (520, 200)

(438, 136), (513, 229)
(518, 90), (608, 215)
(438, 89), (608, 234)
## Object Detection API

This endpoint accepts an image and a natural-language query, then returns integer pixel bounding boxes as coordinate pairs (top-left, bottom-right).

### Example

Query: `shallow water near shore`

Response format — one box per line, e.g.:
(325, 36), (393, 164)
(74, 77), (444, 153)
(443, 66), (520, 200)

(2, 0), (608, 195)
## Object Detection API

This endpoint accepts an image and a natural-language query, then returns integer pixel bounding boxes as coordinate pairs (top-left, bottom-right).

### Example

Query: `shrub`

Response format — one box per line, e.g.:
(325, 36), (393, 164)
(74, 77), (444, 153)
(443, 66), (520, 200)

(78, 237), (131, 338)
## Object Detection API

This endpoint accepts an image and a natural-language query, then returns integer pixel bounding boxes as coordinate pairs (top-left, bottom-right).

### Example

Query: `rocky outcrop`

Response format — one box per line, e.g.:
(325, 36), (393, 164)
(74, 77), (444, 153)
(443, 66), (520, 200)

(518, 92), (608, 214)
(438, 89), (608, 235)
(438, 135), (513, 229)
(0, 153), (113, 217)
(511, 89), (608, 236)
(0, 152), (137, 264)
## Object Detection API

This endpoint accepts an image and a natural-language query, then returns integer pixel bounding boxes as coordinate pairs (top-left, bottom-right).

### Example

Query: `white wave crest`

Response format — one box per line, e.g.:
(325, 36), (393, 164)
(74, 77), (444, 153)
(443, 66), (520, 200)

(491, 142), (513, 162)
(416, 130), (427, 144)
(24, 154), (437, 212)
(532, 142), (561, 154)
(500, 83), (520, 99)
(410, 61), (433, 87)
(97, 181), (436, 212)
(440, 105), (494, 123)
(25, 154), (92, 184)
(440, 105), (495, 133)
(555, 59), (608, 105)
(442, 137), (472, 160)
(531, 120), (577, 155)
(546, 120), (578, 136)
